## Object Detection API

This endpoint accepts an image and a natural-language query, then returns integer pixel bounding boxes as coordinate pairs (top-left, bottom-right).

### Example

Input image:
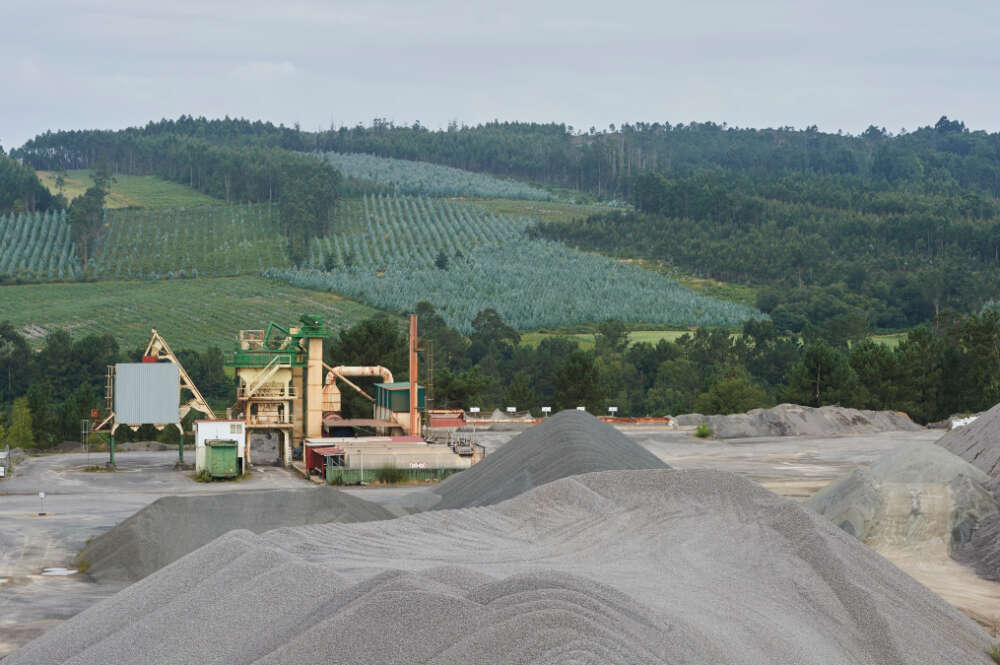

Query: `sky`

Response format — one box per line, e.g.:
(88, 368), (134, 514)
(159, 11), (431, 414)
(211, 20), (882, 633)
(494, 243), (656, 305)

(3, 0), (999, 149)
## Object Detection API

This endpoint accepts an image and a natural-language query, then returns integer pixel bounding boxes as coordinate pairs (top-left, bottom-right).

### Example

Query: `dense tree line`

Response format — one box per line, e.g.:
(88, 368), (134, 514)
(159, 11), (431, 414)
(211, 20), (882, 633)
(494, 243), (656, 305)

(312, 116), (1000, 200)
(13, 116), (307, 170)
(5, 306), (999, 447)
(0, 323), (230, 449)
(0, 148), (58, 214)
(19, 115), (1000, 201)
(325, 305), (1000, 426)
(534, 168), (1000, 330)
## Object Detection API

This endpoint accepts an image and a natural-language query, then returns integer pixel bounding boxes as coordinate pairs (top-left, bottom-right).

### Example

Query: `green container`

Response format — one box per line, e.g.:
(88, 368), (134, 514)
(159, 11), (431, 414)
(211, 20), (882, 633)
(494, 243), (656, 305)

(206, 439), (239, 478)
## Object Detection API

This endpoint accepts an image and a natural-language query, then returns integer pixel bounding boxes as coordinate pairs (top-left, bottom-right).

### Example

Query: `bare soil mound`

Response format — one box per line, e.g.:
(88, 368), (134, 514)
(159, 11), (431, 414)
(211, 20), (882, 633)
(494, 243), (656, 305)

(76, 488), (392, 583)
(936, 401), (1000, 478)
(9, 469), (991, 665)
(675, 403), (922, 439)
(808, 442), (998, 548)
(430, 408), (669, 510)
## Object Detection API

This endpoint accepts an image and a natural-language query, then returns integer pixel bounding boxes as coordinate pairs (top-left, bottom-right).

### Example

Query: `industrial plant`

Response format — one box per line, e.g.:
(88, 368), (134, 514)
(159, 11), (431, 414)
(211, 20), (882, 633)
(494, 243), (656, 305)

(92, 314), (482, 482)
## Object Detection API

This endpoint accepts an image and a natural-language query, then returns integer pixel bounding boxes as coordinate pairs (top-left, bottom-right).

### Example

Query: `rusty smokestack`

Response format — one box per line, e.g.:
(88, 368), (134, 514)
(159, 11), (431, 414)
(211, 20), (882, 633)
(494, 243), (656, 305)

(409, 313), (419, 436)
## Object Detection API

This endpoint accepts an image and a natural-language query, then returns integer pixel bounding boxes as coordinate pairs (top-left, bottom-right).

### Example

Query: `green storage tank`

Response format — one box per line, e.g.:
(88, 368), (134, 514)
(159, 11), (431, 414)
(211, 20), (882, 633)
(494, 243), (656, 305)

(206, 439), (239, 478)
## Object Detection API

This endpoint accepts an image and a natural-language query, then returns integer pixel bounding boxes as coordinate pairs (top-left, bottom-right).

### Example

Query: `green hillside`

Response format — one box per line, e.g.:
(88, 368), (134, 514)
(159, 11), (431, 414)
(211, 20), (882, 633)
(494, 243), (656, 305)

(270, 193), (761, 332)
(38, 169), (221, 209)
(95, 204), (288, 279)
(323, 151), (557, 200)
(0, 276), (385, 350)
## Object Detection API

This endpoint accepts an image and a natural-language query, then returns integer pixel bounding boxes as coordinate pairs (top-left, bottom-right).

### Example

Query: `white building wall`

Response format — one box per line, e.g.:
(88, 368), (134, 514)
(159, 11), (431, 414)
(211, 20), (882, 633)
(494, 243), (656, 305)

(194, 420), (247, 472)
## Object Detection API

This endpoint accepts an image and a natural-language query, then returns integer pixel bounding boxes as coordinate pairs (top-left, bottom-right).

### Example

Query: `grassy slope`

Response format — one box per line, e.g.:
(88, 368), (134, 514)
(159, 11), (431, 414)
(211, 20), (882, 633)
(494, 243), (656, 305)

(0, 277), (386, 350)
(522, 329), (908, 351)
(521, 330), (693, 351)
(37, 170), (221, 209)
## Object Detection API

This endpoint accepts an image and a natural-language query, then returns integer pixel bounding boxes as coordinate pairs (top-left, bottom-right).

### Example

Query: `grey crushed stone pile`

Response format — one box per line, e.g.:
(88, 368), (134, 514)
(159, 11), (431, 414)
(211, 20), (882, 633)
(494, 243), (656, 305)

(76, 488), (393, 583)
(6, 468), (992, 665)
(936, 401), (1000, 478)
(955, 512), (1000, 581)
(808, 441), (998, 544)
(939, 402), (1000, 579)
(430, 408), (669, 510)
(675, 403), (922, 439)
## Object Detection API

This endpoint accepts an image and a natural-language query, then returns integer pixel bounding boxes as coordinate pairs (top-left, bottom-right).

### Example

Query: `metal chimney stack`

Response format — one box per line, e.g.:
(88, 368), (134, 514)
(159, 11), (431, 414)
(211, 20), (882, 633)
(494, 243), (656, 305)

(409, 314), (419, 436)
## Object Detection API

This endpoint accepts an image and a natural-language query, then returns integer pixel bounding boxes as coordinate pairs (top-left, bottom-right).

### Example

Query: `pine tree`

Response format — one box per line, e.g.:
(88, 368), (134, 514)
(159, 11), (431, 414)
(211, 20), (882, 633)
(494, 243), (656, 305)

(4, 397), (34, 449)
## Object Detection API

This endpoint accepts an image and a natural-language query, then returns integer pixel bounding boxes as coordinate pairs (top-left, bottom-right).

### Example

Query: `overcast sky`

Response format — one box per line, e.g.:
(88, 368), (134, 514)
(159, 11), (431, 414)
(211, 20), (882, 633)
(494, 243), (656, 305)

(3, 0), (998, 149)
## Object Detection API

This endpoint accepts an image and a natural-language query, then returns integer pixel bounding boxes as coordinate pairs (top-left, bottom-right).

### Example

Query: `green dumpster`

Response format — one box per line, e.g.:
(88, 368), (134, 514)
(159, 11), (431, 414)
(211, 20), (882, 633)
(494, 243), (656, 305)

(206, 439), (239, 478)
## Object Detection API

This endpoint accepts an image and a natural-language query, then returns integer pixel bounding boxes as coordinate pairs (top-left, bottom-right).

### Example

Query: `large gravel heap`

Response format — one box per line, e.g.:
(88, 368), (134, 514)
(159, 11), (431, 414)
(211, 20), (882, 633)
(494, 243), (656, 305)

(937, 402), (1000, 579)
(936, 401), (1000, 478)
(77, 488), (393, 583)
(808, 441), (998, 549)
(430, 408), (669, 509)
(675, 403), (922, 439)
(9, 469), (991, 665)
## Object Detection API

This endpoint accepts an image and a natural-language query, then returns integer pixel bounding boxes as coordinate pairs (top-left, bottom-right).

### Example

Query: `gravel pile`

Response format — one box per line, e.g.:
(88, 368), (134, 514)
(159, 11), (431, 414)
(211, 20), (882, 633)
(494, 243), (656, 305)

(936, 401), (1000, 478)
(9, 469), (991, 665)
(430, 408), (668, 510)
(808, 442), (998, 547)
(955, 512), (1000, 581)
(674, 403), (923, 438)
(76, 488), (393, 583)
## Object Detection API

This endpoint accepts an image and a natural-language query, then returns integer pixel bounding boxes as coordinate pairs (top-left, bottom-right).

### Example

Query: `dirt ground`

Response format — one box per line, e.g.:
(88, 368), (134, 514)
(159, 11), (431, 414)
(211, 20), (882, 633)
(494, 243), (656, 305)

(3, 427), (1000, 656)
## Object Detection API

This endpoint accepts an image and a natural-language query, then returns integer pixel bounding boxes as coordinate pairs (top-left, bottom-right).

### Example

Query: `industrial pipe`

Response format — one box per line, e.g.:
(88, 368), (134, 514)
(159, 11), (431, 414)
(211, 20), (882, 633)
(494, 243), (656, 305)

(321, 365), (394, 413)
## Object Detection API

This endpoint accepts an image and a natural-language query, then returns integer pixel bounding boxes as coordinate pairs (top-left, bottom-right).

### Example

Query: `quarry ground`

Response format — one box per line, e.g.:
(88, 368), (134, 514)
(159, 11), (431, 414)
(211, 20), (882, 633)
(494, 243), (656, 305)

(2, 427), (1000, 656)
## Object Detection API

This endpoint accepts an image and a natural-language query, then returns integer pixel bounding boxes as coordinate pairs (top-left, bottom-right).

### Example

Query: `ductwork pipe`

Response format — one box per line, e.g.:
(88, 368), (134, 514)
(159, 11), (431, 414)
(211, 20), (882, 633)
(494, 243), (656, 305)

(322, 365), (394, 413)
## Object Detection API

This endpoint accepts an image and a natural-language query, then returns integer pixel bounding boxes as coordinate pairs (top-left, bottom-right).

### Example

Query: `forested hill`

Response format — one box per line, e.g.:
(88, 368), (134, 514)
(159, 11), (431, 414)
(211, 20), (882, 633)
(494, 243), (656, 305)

(16, 116), (1000, 201)
(315, 117), (1000, 201)
(0, 148), (58, 213)
(13, 115), (1000, 331)
(534, 169), (1000, 333)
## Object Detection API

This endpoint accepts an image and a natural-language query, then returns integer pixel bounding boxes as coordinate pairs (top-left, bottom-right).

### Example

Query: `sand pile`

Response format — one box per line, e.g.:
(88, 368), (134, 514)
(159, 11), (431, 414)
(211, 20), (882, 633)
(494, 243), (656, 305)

(77, 488), (392, 583)
(9, 469), (991, 665)
(936, 401), (1000, 478)
(808, 442), (998, 549)
(430, 409), (668, 510)
(675, 403), (922, 439)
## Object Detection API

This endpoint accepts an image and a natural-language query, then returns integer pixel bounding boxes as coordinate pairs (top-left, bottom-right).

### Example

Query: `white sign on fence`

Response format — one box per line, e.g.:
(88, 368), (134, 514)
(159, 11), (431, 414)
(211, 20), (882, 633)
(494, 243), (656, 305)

(506, 406), (516, 413)
(469, 407), (481, 413)
(576, 406), (586, 411)
(608, 406), (618, 413)
(541, 406), (552, 413)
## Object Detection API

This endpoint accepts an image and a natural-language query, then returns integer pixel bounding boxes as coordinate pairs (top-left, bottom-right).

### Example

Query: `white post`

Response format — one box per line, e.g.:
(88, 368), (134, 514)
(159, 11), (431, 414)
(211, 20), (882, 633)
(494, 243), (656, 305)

(469, 407), (480, 442)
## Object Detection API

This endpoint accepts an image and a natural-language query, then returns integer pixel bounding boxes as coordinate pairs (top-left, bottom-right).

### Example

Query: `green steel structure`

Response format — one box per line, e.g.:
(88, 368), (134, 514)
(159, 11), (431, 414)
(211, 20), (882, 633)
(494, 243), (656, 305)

(227, 315), (329, 368)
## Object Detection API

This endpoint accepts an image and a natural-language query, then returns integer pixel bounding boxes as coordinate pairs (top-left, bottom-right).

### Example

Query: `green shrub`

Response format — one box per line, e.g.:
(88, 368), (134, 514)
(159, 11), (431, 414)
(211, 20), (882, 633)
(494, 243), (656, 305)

(990, 643), (1000, 664)
(375, 463), (406, 484)
(695, 422), (713, 438)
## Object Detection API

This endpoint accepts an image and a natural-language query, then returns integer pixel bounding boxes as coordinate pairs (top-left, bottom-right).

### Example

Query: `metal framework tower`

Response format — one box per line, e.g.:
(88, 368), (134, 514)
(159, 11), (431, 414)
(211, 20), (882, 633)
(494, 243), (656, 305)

(227, 315), (329, 466)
